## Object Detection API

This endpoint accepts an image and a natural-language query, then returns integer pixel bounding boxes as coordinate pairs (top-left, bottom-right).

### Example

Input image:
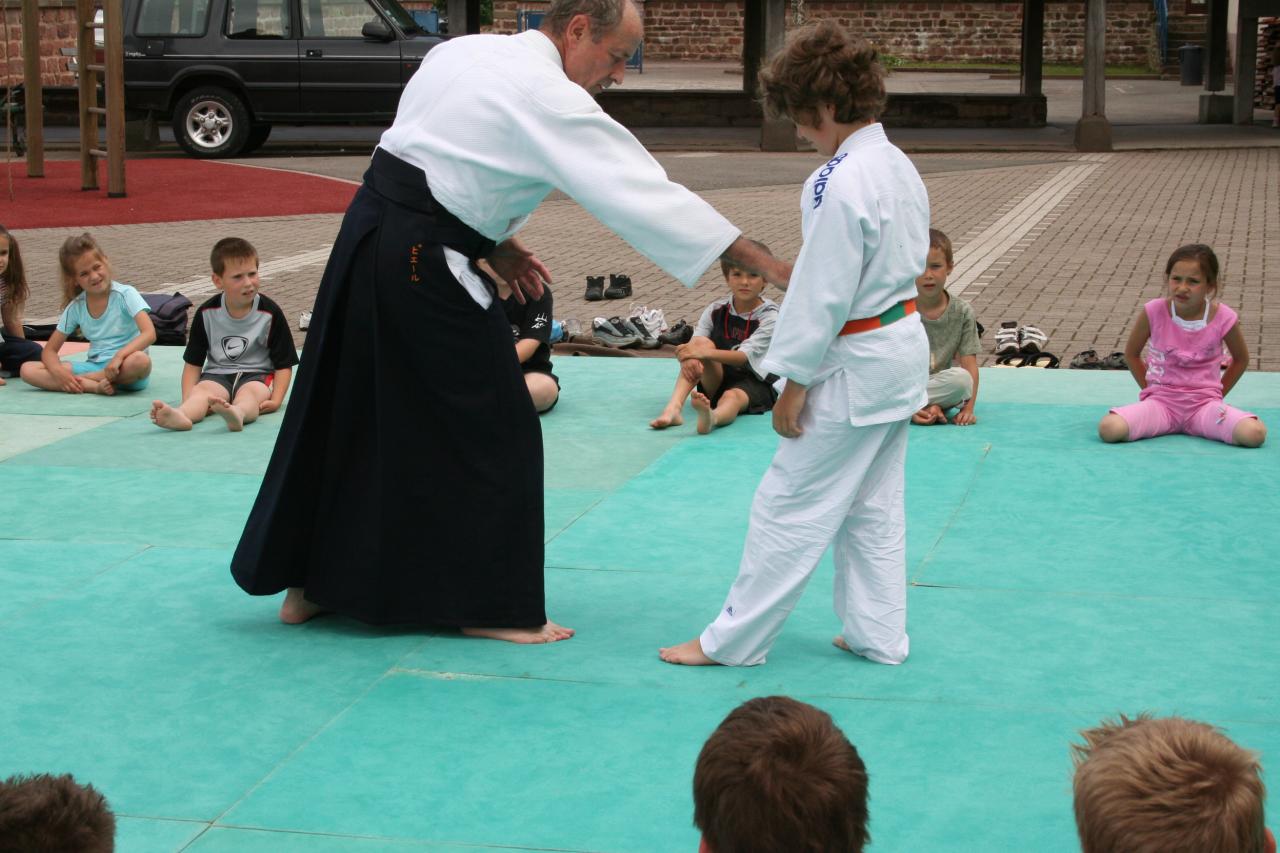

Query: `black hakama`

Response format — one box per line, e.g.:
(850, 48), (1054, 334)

(231, 150), (547, 627)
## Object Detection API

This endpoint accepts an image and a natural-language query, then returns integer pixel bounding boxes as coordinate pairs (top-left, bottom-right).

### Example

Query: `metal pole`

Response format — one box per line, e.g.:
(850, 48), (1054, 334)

(21, 0), (43, 177)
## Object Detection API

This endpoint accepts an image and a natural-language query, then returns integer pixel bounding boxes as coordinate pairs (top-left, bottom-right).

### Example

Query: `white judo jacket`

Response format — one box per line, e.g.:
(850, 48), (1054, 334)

(759, 124), (931, 426)
(379, 30), (740, 289)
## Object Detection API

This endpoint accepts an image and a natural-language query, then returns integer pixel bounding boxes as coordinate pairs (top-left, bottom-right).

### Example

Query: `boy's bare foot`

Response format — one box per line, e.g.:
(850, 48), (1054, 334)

(461, 620), (575, 644)
(150, 400), (194, 431)
(912, 404), (944, 425)
(211, 398), (245, 432)
(0, 376), (6, 386)
(649, 407), (684, 429)
(659, 637), (720, 665)
(279, 587), (327, 624)
(691, 391), (715, 435)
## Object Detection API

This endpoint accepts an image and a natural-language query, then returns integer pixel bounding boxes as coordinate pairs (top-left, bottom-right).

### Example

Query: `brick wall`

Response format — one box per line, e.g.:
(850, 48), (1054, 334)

(3, 5), (81, 87)
(487, 0), (1157, 67)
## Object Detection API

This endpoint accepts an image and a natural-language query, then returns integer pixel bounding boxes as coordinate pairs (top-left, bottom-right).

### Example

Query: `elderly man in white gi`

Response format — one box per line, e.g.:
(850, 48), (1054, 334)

(231, 0), (788, 643)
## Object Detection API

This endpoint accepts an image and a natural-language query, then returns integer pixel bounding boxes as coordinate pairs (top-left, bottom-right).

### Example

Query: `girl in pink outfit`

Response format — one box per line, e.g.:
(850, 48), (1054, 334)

(1098, 244), (1266, 448)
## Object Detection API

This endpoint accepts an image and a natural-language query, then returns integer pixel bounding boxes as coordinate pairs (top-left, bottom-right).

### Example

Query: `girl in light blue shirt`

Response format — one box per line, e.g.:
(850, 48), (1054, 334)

(20, 233), (155, 394)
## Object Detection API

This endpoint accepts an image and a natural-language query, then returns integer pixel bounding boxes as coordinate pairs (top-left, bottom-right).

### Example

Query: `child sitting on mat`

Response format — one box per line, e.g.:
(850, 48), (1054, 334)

(21, 233), (155, 395)
(496, 275), (559, 414)
(913, 228), (980, 426)
(694, 696), (870, 853)
(650, 241), (780, 434)
(0, 225), (44, 385)
(1098, 244), (1266, 448)
(1072, 714), (1275, 853)
(151, 237), (297, 431)
(660, 21), (929, 667)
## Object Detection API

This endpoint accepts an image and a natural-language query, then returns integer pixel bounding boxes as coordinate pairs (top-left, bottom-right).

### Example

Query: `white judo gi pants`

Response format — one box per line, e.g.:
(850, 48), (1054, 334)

(700, 374), (910, 666)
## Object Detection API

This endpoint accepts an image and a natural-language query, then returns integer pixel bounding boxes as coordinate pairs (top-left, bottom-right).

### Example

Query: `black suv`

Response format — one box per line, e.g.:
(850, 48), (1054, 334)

(123, 0), (444, 157)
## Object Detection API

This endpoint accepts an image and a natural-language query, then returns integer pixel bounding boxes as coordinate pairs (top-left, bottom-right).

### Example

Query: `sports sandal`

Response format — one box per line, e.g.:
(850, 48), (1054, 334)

(604, 274), (632, 300)
(1069, 349), (1102, 369)
(584, 275), (605, 302)
(995, 321), (1020, 355)
(1100, 352), (1128, 370)
(1018, 325), (1048, 354)
(1022, 352), (1060, 368)
(995, 353), (1027, 367)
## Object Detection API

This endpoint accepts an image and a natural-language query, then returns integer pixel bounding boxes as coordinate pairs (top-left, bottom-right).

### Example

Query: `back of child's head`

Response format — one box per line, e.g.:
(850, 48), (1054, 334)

(210, 237), (258, 276)
(1164, 243), (1220, 292)
(693, 696), (869, 853)
(928, 228), (954, 267)
(720, 239), (773, 279)
(0, 772), (116, 853)
(758, 20), (886, 128)
(58, 233), (108, 306)
(0, 224), (29, 305)
(1072, 714), (1269, 853)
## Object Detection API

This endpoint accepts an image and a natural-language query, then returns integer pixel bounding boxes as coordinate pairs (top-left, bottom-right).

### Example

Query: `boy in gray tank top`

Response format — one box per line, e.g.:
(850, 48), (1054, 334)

(150, 238), (299, 432)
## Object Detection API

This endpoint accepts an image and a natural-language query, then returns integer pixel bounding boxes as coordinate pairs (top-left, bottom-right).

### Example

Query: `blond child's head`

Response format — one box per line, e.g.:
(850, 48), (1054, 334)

(57, 233), (111, 307)
(1072, 714), (1272, 853)
(916, 228), (954, 298)
(758, 20), (886, 132)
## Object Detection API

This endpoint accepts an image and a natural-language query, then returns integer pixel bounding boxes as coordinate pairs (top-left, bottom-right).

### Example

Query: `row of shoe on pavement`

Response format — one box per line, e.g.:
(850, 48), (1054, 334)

(591, 305), (694, 349)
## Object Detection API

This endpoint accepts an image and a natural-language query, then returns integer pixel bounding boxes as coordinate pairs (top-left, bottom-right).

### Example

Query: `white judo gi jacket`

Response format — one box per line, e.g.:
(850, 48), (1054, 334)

(379, 29), (740, 299)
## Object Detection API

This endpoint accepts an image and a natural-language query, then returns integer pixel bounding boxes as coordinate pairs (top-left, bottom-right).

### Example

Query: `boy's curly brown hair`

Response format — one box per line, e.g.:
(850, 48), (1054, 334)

(758, 19), (887, 128)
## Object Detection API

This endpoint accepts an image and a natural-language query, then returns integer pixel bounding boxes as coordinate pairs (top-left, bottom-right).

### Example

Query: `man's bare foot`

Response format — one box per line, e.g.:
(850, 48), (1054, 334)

(833, 635), (851, 651)
(211, 398), (245, 432)
(691, 391), (716, 435)
(279, 587), (327, 624)
(150, 400), (194, 431)
(461, 620), (575, 644)
(659, 637), (720, 665)
(912, 404), (944, 425)
(0, 376), (6, 386)
(649, 408), (684, 430)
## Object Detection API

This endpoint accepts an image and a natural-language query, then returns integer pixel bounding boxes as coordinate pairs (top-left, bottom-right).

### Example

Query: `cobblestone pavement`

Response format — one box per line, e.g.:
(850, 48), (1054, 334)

(14, 147), (1280, 371)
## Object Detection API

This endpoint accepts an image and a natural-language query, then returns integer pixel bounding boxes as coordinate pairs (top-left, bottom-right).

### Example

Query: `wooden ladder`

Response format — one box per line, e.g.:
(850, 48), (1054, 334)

(77, 0), (126, 196)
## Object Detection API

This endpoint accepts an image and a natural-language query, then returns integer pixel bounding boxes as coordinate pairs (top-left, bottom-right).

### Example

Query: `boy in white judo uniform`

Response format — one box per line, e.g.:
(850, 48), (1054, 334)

(660, 20), (930, 667)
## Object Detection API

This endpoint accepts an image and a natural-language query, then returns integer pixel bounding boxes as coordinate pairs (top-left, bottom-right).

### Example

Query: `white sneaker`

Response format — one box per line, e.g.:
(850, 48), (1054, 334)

(299, 311), (312, 331)
(629, 303), (668, 333)
(994, 321), (1019, 355)
(592, 316), (640, 348)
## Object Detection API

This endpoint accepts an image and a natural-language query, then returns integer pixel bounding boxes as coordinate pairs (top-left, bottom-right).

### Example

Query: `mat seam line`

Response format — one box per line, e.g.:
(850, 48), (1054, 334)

(911, 442), (991, 586)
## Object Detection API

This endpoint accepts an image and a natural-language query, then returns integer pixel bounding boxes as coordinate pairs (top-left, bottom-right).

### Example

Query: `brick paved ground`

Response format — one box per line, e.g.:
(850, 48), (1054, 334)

(13, 148), (1280, 371)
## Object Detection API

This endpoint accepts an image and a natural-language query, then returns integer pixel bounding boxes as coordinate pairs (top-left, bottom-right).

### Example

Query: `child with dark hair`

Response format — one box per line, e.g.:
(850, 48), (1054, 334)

(151, 237), (298, 432)
(1098, 243), (1266, 447)
(694, 696), (870, 853)
(662, 19), (929, 667)
(913, 228), (980, 425)
(0, 772), (116, 853)
(1072, 714), (1275, 853)
(651, 240), (780, 434)
(0, 225), (44, 384)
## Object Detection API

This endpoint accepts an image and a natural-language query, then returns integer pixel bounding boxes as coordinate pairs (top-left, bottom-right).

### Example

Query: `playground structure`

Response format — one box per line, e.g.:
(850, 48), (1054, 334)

(13, 0), (126, 196)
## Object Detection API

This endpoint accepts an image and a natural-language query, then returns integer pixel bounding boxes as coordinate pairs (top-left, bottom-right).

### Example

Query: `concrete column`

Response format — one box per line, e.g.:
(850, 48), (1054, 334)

(1199, 0), (1233, 121)
(1232, 15), (1257, 123)
(1074, 0), (1112, 150)
(759, 0), (794, 151)
(446, 0), (480, 35)
(1020, 0), (1045, 97)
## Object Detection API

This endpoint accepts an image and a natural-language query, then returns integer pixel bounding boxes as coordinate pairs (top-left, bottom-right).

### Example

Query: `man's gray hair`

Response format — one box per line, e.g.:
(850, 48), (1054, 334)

(540, 0), (627, 38)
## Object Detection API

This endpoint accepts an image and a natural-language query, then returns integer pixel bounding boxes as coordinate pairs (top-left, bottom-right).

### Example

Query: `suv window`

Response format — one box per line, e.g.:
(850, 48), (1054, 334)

(136, 0), (211, 36)
(299, 0), (384, 37)
(227, 0), (292, 38)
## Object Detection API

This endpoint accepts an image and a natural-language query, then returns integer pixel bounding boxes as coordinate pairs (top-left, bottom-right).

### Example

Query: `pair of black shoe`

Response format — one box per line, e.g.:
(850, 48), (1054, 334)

(585, 274), (632, 301)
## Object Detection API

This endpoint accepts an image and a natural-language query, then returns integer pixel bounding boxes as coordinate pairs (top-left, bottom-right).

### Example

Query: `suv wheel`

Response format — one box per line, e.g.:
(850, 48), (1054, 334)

(173, 87), (250, 158)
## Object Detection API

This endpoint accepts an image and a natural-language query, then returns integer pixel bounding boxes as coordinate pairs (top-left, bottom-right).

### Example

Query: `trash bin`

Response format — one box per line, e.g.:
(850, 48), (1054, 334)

(1178, 44), (1203, 86)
